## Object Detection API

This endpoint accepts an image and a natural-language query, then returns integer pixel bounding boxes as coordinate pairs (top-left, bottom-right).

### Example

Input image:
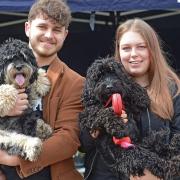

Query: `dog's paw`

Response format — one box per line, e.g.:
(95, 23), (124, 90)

(35, 68), (51, 96)
(0, 132), (42, 161)
(0, 84), (18, 117)
(22, 136), (43, 161)
(29, 69), (51, 100)
(36, 119), (53, 140)
(96, 107), (127, 137)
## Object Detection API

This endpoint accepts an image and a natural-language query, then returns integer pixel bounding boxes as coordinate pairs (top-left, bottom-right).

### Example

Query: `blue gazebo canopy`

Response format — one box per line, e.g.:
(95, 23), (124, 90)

(0, 0), (180, 12)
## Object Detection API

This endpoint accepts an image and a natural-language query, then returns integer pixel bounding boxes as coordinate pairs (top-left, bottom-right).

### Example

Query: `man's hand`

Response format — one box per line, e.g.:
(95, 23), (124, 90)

(130, 169), (160, 180)
(0, 150), (20, 166)
(8, 88), (28, 116)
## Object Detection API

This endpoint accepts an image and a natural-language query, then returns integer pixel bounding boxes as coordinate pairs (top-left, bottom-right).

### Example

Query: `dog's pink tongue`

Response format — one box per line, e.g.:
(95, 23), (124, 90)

(15, 74), (25, 86)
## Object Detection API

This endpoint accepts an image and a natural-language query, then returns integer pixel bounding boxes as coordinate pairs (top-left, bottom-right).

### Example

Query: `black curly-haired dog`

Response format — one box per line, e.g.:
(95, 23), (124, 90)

(0, 38), (52, 162)
(79, 57), (180, 179)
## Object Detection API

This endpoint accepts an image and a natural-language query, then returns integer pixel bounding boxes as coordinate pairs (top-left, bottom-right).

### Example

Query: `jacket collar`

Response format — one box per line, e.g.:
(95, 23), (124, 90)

(47, 57), (64, 93)
(43, 57), (64, 124)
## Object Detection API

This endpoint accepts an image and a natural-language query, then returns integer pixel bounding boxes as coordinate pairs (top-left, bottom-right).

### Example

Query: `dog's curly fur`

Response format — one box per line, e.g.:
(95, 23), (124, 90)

(79, 57), (180, 179)
(0, 38), (52, 161)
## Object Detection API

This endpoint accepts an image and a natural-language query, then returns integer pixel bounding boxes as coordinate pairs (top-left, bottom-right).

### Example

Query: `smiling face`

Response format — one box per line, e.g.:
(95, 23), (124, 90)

(119, 31), (150, 85)
(25, 14), (68, 63)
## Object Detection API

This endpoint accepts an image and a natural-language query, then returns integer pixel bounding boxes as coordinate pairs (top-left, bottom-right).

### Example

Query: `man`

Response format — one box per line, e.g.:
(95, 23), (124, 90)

(0, 0), (84, 179)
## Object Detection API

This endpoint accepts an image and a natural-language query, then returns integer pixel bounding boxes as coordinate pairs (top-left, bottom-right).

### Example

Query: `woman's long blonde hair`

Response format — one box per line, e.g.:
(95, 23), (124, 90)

(115, 18), (180, 120)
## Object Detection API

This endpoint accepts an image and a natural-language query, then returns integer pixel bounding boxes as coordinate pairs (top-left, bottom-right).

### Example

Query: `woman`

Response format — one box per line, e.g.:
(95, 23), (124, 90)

(80, 18), (180, 180)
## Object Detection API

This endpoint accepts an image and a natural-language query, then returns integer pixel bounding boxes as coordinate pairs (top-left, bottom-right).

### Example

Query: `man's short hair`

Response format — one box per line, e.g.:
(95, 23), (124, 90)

(28, 0), (71, 29)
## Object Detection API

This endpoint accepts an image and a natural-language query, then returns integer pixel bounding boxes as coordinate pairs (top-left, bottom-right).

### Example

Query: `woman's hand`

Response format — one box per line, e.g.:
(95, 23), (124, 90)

(90, 129), (100, 139)
(0, 150), (20, 166)
(121, 110), (128, 123)
(8, 88), (28, 116)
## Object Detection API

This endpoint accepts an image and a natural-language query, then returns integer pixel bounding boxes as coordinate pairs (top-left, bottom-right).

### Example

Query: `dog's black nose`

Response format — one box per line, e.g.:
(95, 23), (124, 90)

(16, 65), (23, 71)
(106, 84), (113, 89)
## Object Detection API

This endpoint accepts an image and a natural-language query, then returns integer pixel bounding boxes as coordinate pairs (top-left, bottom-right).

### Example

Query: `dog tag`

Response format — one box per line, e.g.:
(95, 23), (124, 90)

(112, 93), (123, 115)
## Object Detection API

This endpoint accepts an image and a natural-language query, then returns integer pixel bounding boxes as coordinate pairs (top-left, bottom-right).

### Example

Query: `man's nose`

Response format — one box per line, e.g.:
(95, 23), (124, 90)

(44, 30), (54, 38)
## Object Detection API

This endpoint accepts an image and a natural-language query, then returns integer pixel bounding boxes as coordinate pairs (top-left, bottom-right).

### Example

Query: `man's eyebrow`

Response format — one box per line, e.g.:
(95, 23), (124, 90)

(54, 26), (63, 29)
(36, 22), (47, 25)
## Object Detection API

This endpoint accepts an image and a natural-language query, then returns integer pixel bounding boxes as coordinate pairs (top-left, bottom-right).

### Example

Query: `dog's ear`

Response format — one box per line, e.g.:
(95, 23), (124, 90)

(26, 50), (39, 84)
(110, 59), (150, 110)
(29, 65), (38, 84)
(20, 46), (39, 84)
(111, 60), (128, 81)
(82, 81), (98, 106)
(30, 51), (39, 84)
(0, 68), (5, 84)
(0, 45), (5, 84)
(0, 59), (5, 84)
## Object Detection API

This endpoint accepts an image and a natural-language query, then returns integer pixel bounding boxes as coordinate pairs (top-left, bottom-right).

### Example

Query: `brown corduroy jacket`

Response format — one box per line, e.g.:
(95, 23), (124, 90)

(17, 57), (85, 180)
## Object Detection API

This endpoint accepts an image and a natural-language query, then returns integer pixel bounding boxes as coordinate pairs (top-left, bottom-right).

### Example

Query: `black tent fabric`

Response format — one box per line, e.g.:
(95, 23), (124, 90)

(0, 0), (180, 12)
